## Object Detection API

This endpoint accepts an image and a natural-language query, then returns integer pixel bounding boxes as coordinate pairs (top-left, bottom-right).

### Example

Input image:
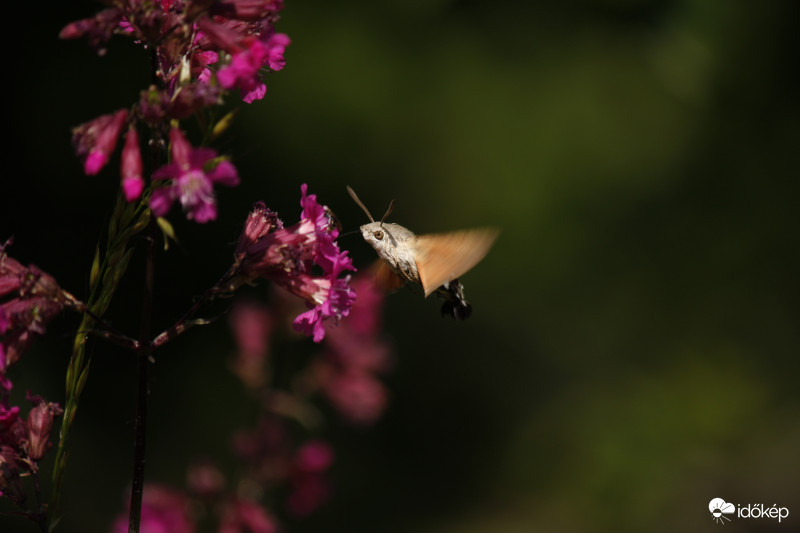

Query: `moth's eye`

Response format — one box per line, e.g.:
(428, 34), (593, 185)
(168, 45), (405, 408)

(373, 230), (384, 240)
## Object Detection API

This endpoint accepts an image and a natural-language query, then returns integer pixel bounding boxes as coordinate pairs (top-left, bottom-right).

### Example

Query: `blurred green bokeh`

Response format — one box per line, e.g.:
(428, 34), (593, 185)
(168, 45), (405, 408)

(4, 1), (799, 532)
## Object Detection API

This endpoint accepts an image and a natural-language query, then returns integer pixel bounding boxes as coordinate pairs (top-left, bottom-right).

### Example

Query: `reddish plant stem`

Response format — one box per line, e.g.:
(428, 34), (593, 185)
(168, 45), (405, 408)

(128, 220), (156, 533)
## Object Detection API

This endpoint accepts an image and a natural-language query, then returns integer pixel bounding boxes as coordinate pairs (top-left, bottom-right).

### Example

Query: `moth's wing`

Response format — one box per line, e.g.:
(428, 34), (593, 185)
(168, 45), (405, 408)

(414, 228), (499, 297)
(369, 259), (406, 292)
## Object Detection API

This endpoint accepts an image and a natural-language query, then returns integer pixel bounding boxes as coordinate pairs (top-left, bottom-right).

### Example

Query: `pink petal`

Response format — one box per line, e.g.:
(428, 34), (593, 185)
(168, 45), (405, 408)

(122, 177), (144, 202)
(208, 160), (240, 186)
(149, 188), (175, 216)
(84, 151), (109, 175)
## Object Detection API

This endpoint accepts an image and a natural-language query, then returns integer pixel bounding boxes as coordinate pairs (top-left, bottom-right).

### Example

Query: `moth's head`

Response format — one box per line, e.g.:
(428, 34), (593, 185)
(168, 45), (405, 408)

(348, 185), (399, 252)
(360, 221), (399, 252)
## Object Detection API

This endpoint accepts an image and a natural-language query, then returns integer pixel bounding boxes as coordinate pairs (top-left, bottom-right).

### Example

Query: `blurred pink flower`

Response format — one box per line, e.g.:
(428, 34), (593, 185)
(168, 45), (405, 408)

(1, 243), (70, 370)
(311, 273), (393, 424)
(121, 127), (144, 202)
(323, 371), (388, 426)
(150, 128), (240, 223)
(186, 459), (226, 501)
(232, 415), (292, 486)
(71, 109), (128, 175)
(111, 484), (196, 533)
(59, 7), (123, 53)
(294, 440), (334, 473)
(229, 300), (273, 389)
(286, 440), (333, 517)
(219, 499), (277, 533)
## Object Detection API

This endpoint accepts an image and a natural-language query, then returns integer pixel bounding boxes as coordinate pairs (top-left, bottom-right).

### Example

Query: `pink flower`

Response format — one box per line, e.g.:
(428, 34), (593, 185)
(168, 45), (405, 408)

(186, 459), (225, 500)
(323, 273), (392, 373)
(231, 186), (356, 343)
(292, 277), (355, 343)
(0, 404), (21, 433)
(111, 484), (196, 533)
(1, 244), (69, 369)
(121, 127), (144, 201)
(229, 300), (273, 389)
(323, 371), (388, 426)
(231, 415), (291, 475)
(149, 128), (240, 223)
(217, 33), (290, 103)
(234, 202), (283, 256)
(307, 272), (393, 424)
(219, 499), (277, 533)
(194, 50), (218, 84)
(59, 7), (124, 53)
(71, 109), (128, 175)
(286, 440), (334, 517)
(294, 440), (334, 473)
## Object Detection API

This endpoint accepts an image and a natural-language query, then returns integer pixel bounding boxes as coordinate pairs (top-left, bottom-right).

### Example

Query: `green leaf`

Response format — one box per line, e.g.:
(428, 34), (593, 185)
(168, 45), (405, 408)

(210, 108), (238, 141)
(89, 246), (101, 289)
(156, 216), (178, 251)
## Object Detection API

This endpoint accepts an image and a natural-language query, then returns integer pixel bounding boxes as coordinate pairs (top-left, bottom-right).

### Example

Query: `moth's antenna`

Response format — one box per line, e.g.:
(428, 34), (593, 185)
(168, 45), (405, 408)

(379, 199), (396, 229)
(347, 186), (374, 223)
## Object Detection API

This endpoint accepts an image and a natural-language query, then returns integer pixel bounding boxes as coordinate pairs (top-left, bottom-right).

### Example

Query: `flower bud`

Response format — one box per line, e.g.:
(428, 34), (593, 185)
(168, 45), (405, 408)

(121, 127), (144, 202)
(25, 395), (63, 461)
(59, 7), (124, 53)
(168, 127), (192, 169)
(234, 202), (283, 258)
(72, 109), (128, 175)
(186, 459), (225, 500)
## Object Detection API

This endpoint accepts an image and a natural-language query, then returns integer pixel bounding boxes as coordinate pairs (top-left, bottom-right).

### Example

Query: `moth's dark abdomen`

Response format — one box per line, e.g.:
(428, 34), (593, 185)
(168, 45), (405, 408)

(441, 299), (472, 320)
(436, 279), (472, 320)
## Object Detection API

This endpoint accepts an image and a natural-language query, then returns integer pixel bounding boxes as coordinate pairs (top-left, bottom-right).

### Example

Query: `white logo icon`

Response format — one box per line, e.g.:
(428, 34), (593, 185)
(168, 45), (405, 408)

(709, 498), (735, 524)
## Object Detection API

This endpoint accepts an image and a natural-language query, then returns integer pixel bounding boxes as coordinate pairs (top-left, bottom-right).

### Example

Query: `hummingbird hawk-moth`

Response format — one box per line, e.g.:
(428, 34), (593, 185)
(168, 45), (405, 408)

(347, 186), (498, 319)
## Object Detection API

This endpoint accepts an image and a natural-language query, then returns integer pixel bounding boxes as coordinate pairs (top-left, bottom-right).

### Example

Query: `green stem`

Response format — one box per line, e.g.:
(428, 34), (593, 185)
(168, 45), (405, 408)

(49, 194), (149, 525)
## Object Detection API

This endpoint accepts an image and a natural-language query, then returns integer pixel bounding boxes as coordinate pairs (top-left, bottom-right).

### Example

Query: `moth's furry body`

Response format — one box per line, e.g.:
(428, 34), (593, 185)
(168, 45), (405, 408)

(359, 222), (481, 320)
(360, 222), (420, 285)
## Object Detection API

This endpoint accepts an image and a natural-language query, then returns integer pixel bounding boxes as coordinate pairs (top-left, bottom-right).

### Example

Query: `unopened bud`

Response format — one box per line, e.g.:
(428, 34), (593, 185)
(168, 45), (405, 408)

(25, 395), (63, 461)
(121, 127), (144, 202)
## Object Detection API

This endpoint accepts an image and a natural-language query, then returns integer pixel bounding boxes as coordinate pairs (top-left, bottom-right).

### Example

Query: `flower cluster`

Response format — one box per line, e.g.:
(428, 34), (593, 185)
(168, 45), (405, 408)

(62, 0), (290, 221)
(227, 269), (392, 424)
(231, 184), (357, 343)
(0, 242), (66, 510)
(232, 416), (335, 518)
(108, 409), (332, 531)
(309, 271), (393, 424)
(228, 299), (274, 389)
(110, 484), (197, 533)
(110, 456), (285, 532)
(1, 241), (71, 390)
(1, 395), (64, 506)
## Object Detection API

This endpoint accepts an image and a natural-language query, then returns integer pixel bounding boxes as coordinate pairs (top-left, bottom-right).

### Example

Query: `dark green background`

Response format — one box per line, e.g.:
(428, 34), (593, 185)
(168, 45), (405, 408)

(4, 1), (799, 532)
